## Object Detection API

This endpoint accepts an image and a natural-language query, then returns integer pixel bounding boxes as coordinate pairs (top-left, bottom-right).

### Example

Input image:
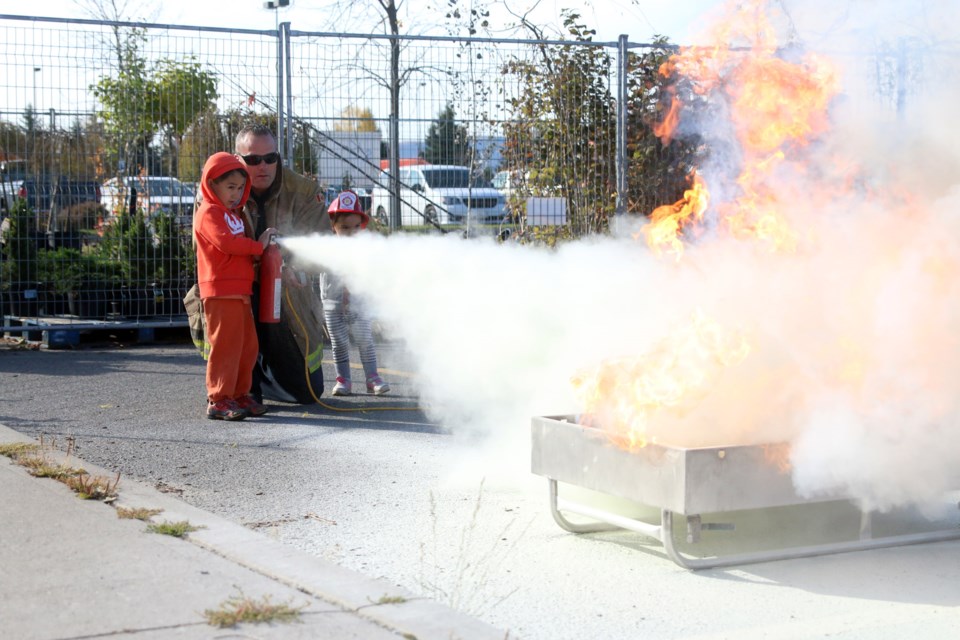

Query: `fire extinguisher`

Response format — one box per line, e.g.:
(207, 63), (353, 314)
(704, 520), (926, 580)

(258, 235), (282, 323)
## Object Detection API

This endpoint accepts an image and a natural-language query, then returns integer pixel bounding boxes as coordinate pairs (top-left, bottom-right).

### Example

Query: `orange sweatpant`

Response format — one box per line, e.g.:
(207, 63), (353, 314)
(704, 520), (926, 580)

(203, 296), (258, 402)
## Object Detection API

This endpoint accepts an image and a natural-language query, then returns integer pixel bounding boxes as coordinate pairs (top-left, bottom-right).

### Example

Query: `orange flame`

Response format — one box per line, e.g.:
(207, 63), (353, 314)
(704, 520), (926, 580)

(640, 0), (840, 256)
(637, 173), (709, 259)
(573, 310), (751, 451)
(588, 1), (849, 453)
(653, 87), (682, 146)
(730, 54), (838, 154)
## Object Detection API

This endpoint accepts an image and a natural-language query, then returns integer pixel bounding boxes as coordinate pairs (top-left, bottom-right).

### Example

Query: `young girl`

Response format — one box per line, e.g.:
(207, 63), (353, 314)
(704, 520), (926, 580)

(319, 190), (390, 396)
(193, 151), (277, 420)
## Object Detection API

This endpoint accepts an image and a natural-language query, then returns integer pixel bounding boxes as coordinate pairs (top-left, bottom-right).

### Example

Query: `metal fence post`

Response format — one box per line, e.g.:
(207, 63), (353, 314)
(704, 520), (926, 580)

(282, 21), (294, 162)
(388, 32), (401, 231)
(615, 34), (629, 220)
(276, 22), (286, 163)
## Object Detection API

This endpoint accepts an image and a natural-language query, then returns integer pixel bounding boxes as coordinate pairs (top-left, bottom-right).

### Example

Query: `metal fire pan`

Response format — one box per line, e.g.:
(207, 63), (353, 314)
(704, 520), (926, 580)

(532, 415), (960, 569)
(531, 415), (843, 515)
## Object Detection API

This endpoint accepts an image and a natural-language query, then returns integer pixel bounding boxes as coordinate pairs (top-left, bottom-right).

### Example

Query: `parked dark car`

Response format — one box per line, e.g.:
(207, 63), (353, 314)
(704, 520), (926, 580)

(15, 176), (102, 213)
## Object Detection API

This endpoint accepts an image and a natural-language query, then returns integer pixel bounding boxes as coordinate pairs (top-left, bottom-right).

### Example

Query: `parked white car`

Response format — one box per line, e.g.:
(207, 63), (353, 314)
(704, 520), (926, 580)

(102, 176), (196, 224)
(371, 165), (505, 226)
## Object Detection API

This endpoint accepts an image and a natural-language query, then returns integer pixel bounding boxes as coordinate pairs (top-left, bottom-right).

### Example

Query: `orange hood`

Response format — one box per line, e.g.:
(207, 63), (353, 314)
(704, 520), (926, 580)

(199, 152), (251, 209)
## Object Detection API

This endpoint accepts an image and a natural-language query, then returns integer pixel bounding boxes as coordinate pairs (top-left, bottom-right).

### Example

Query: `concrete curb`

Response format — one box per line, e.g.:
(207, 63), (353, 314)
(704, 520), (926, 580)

(0, 423), (509, 640)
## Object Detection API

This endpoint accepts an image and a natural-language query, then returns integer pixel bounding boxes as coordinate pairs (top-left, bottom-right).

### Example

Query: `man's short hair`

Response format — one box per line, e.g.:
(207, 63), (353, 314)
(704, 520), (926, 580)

(235, 123), (277, 150)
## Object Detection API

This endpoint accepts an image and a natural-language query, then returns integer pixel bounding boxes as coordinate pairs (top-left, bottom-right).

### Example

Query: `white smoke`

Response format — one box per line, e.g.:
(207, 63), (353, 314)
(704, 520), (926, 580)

(285, 0), (960, 509)
(790, 1), (960, 510)
(284, 231), (684, 480)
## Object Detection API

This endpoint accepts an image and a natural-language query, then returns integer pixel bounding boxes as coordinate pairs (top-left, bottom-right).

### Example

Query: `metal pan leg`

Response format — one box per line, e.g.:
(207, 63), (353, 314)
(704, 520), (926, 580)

(662, 509), (960, 571)
(548, 478), (619, 533)
(548, 479), (664, 539)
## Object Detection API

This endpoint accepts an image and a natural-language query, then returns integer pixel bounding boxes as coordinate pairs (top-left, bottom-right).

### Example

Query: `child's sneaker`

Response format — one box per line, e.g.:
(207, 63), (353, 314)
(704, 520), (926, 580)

(234, 394), (267, 416)
(207, 398), (247, 421)
(331, 376), (352, 396)
(366, 375), (390, 395)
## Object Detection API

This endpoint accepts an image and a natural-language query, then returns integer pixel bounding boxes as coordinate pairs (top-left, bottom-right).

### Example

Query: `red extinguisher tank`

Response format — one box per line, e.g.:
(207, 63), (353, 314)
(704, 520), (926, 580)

(258, 237), (282, 323)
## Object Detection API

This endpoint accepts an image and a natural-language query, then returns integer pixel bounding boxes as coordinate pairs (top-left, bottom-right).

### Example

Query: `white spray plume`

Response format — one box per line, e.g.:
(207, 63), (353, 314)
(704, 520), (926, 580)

(284, 232), (683, 482)
(284, 0), (960, 509)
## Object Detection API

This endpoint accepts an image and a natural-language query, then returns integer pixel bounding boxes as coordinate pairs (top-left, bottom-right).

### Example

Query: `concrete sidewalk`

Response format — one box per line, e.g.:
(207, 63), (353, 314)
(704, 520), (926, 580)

(0, 424), (507, 640)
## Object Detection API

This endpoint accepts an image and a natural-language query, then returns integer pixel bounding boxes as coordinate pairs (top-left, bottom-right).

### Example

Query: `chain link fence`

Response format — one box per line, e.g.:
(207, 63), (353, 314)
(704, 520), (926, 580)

(0, 13), (912, 335)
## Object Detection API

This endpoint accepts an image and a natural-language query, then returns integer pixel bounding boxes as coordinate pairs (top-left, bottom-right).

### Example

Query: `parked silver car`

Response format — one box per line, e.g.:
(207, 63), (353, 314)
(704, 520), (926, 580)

(101, 176), (196, 224)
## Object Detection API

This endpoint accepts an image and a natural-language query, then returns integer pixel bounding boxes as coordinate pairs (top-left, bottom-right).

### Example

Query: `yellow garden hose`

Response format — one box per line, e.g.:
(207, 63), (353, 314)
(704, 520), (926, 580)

(284, 287), (421, 413)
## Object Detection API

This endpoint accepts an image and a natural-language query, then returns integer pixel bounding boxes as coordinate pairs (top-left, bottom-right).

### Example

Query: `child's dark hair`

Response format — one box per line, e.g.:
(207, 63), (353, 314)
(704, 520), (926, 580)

(212, 168), (247, 184)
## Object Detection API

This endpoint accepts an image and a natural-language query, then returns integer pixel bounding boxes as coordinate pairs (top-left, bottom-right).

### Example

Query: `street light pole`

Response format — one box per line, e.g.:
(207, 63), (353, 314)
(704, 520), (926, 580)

(263, 0), (291, 162)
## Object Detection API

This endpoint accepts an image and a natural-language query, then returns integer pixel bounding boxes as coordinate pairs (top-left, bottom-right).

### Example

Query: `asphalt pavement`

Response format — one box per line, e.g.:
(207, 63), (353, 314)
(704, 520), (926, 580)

(2, 334), (960, 639)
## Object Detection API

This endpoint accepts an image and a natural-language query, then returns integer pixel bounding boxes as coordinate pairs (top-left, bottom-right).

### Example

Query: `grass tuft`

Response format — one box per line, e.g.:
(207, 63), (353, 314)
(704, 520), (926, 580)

(0, 442), (41, 459)
(146, 520), (204, 538)
(17, 455), (85, 480)
(203, 590), (305, 628)
(64, 472), (120, 500)
(2, 438), (125, 504)
(116, 506), (164, 521)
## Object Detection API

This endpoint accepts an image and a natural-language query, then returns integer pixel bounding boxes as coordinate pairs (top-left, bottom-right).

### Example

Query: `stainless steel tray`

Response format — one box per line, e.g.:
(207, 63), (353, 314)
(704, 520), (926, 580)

(531, 415), (960, 569)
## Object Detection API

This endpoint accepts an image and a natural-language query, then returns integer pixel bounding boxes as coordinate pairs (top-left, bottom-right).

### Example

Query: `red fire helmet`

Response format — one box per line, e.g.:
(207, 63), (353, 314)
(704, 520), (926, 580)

(327, 190), (369, 229)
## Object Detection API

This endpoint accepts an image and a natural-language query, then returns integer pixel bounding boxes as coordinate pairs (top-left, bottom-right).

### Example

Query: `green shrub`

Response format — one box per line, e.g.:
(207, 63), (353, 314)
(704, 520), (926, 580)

(1, 199), (40, 288)
(37, 247), (86, 294)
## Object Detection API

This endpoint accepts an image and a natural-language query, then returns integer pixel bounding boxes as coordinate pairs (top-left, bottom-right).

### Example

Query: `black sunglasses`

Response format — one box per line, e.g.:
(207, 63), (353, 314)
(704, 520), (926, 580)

(240, 152), (280, 166)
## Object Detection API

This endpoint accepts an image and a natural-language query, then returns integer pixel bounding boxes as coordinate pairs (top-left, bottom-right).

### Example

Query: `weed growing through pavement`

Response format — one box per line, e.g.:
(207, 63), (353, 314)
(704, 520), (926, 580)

(203, 588), (305, 628)
(418, 479), (533, 617)
(64, 472), (120, 501)
(116, 506), (164, 521)
(146, 520), (205, 538)
(0, 442), (41, 459)
(2, 438), (128, 502)
(16, 454), (85, 480)
(2, 437), (84, 479)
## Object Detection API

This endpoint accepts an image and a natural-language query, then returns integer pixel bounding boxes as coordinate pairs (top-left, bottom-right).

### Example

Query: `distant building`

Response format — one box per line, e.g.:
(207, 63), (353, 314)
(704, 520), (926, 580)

(314, 130), (381, 190)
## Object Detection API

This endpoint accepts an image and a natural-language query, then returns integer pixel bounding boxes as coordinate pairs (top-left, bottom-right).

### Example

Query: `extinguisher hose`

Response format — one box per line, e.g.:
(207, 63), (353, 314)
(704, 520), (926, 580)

(283, 287), (422, 413)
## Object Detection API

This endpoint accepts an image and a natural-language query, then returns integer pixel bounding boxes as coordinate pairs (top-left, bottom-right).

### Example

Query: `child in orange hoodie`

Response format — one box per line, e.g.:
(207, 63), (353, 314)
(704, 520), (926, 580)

(194, 152), (277, 420)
